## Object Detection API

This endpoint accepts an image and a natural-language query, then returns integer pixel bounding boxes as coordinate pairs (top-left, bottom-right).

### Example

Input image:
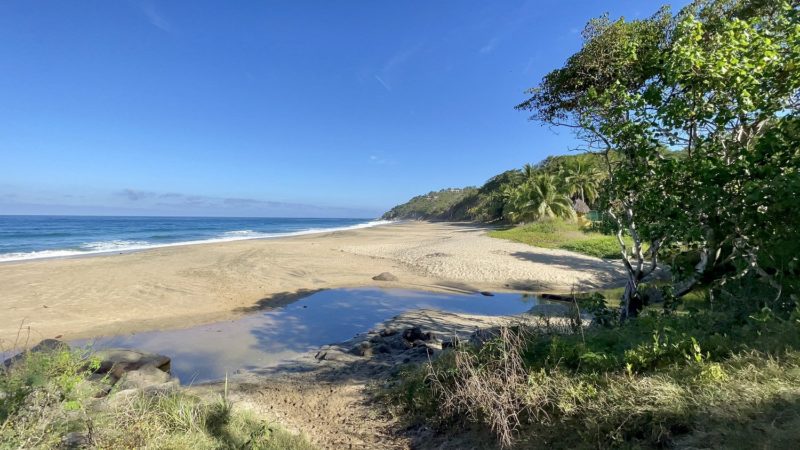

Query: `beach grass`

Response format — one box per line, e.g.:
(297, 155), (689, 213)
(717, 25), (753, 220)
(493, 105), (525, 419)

(487, 220), (630, 259)
(0, 347), (315, 450)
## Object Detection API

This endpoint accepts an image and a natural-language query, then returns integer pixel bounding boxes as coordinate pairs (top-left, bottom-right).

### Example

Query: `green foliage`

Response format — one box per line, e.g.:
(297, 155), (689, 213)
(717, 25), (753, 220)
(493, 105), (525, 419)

(559, 160), (602, 203)
(382, 188), (478, 221)
(502, 173), (576, 222)
(388, 283), (800, 448)
(0, 347), (97, 426)
(578, 292), (617, 327)
(517, 0), (800, 319)
(0, 349), (314, 449)
(488, 220), (630, 259)
(558, 238), (623, 260)
(383, 154), (607, 223)
(388, 1), (800, 446)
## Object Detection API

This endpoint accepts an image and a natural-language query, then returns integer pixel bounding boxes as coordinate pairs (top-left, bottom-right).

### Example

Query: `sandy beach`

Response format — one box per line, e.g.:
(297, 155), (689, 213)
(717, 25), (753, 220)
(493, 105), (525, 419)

(0, 221), (625, 346)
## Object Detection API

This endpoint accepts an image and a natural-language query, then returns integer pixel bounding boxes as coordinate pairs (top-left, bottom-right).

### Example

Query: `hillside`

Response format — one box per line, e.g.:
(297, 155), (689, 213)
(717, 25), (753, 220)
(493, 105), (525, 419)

(382, 153), (608, 222)
(381, 187), (478, 221)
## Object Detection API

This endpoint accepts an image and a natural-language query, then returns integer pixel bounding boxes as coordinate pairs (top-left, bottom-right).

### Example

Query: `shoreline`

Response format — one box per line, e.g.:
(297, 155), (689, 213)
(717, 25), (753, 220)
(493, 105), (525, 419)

(0, 221), (626, 346)
(0, 218), (394, 264)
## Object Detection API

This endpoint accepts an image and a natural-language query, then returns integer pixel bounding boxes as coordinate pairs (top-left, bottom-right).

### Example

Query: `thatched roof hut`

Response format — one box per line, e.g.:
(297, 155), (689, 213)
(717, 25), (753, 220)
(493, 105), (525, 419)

(573, 199), (590, 215)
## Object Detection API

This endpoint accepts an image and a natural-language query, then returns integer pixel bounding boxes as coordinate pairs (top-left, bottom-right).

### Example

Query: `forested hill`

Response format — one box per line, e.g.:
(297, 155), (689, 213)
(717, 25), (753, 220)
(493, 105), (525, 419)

(382, 152), (608, 222)
(381, 188), (478, 221)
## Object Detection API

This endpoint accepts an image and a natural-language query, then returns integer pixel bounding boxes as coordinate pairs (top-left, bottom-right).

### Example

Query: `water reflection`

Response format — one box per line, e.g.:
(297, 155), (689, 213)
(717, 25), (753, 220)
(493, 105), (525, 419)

(79, 288), (544, 383)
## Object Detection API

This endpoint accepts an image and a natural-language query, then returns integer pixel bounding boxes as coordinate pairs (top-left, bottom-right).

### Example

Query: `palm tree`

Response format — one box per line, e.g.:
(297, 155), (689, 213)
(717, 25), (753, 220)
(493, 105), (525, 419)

(521, 163), (537, 181)
(561, 161), (601, 203)
(505, 174), (575, 222)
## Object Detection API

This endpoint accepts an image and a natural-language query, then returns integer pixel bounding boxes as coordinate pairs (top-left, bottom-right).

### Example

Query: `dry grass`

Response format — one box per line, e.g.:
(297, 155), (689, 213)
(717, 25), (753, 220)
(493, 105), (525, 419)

(390, 306), (800, 449)
(427, 327), (531, 448)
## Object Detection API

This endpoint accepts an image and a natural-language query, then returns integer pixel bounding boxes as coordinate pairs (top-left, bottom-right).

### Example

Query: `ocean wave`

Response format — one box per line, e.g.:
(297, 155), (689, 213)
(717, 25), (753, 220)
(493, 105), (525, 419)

(0, 219), (393, 263)
(221, 230), (267, 238)
(81, 240), (151, 251)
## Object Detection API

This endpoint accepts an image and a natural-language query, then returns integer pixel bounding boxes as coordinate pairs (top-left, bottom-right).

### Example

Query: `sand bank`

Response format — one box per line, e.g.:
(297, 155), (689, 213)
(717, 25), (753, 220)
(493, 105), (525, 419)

(0, 221), (625, 345)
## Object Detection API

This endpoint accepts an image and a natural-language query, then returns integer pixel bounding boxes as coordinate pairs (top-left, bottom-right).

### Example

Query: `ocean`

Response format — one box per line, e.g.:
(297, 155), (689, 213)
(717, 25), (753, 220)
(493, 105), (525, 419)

(0, 215), (388, 262)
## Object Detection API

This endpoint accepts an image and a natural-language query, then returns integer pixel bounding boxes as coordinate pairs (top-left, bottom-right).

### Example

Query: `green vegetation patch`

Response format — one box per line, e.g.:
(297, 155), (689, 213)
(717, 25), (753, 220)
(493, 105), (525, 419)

(488, 220), (630, 259)
(382, 188), (479, 221)
(386, 289), (800, 449)
(0, 348), (315, 449)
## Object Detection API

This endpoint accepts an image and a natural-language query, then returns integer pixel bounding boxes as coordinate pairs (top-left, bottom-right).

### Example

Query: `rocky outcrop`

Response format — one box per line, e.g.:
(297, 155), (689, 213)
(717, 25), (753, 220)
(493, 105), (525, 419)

(92, 348), (171, 380)
(4, 340), (178, 400)
(372, 272), (399, 282)
(344, 326), (442, 363)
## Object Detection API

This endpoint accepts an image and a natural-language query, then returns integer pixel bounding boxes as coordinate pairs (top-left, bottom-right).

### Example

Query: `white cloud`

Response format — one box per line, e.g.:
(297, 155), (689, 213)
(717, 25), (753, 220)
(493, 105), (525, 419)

(374, 75), (392, 92)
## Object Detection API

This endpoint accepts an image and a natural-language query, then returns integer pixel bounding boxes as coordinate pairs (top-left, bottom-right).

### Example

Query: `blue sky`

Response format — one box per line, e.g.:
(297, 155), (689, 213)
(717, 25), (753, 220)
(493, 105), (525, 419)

(0, 0), (686, 218)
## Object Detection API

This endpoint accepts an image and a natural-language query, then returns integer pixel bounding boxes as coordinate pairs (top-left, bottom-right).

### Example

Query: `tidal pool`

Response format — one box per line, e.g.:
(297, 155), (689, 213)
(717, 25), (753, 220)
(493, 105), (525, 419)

(80, 288), (547, 383)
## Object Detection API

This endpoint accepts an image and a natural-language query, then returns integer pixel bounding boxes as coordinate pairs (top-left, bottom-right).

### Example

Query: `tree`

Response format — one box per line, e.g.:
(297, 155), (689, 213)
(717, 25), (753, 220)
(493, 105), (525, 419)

(504, 174), (575, 223)
(652, 1), (800, 300)
(560, 161), (601, 203)
(521, 163), (537, 181)
(518, 8), (672, 319)
(518, 0), (800, 319)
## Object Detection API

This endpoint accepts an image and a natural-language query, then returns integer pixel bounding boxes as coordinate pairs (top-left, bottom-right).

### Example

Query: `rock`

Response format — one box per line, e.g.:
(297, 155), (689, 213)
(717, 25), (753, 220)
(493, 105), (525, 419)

(116, 365), (174, 391)
(372, 272), (399, 282)
(412, 339), (427, 348)
(61, 431), (89, 449)
(31, 338), (69, 353)
(106, 388), (143, 409)
(541, 293), (570, 301)
(349, 342), (373, 357)
(389, 338), (412, 351)
(379, 328), (398, 337)
(469, 328), (500, 348)
(92, 349), (170, 379)
(314, 348), (346, 361)
(410, 345), (434, 358)
(376, 344), (391, 354)
(402, 327), (432, 342)
(3, 339), (69, 369)
(480, 291), (495, 297)
(442, 337), (461, 349)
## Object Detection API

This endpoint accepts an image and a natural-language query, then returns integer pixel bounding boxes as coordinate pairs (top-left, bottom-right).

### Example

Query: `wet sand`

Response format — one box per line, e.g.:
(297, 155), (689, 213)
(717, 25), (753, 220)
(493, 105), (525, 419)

(0, 221), (625, 346)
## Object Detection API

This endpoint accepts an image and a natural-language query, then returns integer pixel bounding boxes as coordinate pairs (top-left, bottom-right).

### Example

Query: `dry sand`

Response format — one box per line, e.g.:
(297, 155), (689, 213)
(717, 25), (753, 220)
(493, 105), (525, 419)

(0, 221), (625, 346)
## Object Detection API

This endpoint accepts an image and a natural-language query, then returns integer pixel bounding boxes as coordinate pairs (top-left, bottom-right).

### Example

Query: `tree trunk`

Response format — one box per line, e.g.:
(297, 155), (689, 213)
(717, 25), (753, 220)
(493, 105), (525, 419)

(620, 276), (644, 321)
